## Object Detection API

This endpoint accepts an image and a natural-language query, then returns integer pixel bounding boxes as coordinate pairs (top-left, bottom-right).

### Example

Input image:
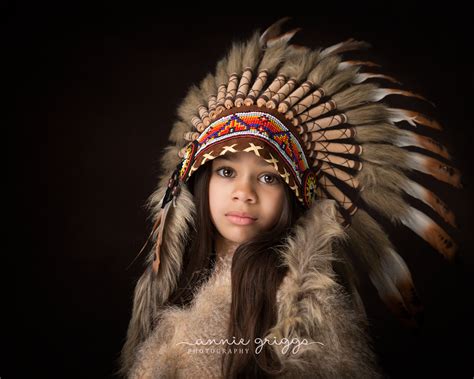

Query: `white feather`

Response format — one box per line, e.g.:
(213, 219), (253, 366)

(394, 133), (417, 147)
(388, 108), (418, 127)
(400, 207), (430, 236)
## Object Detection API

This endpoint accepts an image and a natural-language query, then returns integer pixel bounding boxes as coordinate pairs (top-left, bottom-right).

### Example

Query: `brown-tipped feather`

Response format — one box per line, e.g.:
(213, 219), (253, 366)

(402, 179), (457, 227)
(259, 17), (292, 46)
(372, 88), (431, 104)
(409, 152), (462, 188)
(339, 60), (381, 68)
(348, 210), (423, 327)
(400, 207), (457, 259)
(389, 109), (443, 130)
(320, 39), (371, 58)
(354, 73), (401, 85)
(266, 28), (301, 48)
(381, 248), (424, 317)
(396, 131), (451, 160)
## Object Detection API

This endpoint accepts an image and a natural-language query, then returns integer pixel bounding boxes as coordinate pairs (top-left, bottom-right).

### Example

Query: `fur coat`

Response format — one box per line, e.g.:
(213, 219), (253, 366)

(122, 184), (384, 378)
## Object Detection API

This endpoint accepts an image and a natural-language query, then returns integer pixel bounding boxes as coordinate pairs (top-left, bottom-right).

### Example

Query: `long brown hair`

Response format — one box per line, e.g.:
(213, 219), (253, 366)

(167, 161), (304, 378)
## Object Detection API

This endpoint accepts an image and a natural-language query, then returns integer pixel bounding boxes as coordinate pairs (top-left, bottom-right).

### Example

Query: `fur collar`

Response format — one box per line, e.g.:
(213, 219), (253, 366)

(125, 184), (382, 378)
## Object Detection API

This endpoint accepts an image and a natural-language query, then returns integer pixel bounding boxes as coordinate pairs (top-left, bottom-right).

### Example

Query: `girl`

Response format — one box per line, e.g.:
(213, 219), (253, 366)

(120, 19), (459, 378)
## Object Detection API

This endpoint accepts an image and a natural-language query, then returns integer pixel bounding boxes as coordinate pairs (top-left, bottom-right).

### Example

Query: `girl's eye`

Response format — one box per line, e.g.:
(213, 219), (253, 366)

(259, 174), (279, 184)
(216, 167), (234, 178)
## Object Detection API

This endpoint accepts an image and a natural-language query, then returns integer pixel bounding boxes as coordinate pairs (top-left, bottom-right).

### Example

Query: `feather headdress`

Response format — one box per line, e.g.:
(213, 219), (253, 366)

(148, 19), (460, 329)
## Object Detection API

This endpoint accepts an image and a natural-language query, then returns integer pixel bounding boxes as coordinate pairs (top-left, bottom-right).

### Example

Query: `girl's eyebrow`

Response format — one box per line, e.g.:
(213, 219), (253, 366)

(216, 155), (273, 167)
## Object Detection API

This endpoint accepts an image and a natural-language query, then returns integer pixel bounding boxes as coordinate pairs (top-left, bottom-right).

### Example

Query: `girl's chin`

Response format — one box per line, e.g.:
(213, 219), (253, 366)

(224, 231), (259, 245)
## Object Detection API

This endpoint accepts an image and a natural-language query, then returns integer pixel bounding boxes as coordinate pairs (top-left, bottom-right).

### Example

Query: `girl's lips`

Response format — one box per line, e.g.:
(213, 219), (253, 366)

(226, 214), (257, 226)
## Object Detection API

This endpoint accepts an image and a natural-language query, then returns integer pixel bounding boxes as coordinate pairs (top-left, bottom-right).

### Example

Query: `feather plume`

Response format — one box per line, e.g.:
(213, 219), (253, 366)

(353, 73), (401, 85)
(402, 179), (456, 227)
(362, 144), (409, 168)
(200, 73), (217, 100)
(199, 74), (217, 125)
(361, 182), (409, 224)
(400, 207), (457, 259)
(225, 42), (244, 76)
(259, 17), (292, 46)
(285, 48), (320, 81)
(395, 131), (451, 159)
(348, 210), (423, 327)
(338, 60), (381, 69)
(355, 123), (402, 144)
(323, 65), (360, 95)
(307, 55), (341, 86)
(121, 185), (196, 374)
(357, 160), (457, 257)
(168, 121), (190, 146)
(370, 88), (431, 104)
(242, 32), (262, 69)
(389, 108), (443, 130)
(332, 83), (379, 110)
(356, 123), (451, 159)
(320, 39), (371, 58)
(346, 104), (392, 125)
(215, 57), (228, 86)
(407, 152), (461, 187)
(176, 85), (205, 125)
(257, 37), (289, 73)
(265, 28), (301, 48)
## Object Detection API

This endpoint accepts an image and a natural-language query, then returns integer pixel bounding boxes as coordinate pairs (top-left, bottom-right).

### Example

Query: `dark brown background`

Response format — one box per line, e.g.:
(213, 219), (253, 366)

(10, 4), (474, 378)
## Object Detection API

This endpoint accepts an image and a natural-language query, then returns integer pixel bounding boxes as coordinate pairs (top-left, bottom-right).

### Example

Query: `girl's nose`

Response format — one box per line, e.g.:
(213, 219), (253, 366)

(232, 177), (257, 203)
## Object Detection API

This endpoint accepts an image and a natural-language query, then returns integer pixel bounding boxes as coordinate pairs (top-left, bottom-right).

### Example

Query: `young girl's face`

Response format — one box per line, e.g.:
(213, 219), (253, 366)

(209, 152), (286, 246)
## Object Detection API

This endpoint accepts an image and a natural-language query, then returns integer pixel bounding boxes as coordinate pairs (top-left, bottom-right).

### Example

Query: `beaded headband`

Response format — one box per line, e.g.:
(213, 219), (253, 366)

(179, 106), (316, 207)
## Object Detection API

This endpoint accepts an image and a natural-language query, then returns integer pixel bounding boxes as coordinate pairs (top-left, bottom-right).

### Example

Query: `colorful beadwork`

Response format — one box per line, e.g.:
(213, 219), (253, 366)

(195, 112), (309, 184)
